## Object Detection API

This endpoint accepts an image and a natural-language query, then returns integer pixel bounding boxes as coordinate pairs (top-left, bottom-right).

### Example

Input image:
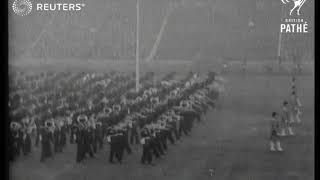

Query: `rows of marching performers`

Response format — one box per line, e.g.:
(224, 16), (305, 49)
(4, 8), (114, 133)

(9, 70), (155, 161)
(9, 71), (154, 116)
(135, 73), (218, 165)
(9, 71), (221, 165)
(74, 71), (219, 165)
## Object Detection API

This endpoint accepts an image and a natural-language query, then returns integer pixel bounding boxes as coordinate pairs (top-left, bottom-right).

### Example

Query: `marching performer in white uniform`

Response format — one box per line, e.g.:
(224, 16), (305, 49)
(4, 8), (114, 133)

(290, 91), (302, 124)
(269, 112), (283, 152)
(279, 101), (294, 136)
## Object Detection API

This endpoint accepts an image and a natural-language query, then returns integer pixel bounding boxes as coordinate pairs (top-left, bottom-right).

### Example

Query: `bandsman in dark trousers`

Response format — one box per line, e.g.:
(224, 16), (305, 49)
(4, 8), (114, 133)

(163, 121), (175, 145)
(53, 122), (62, 153)
(35, 120), (41, 147)
(70, 123), (78, 144)
(107, 128), (122, 164)
(170, 113), (181, 141)
(159, 125), (168, 152)
(178, 114), (188, 136)
(59, 122), (67, 151)
(140, 128), (153, 165)
(88, 115), (98, 154)
(76, 115), (88, 163)
(40, 120), (54, 162)
(121, 124), (132, 155)
(115, 129), (125, 163)
(129, 120), (140, 145)
(83, 122), (95, 158)
(150, 127), (162, 158)
(107, 128), (115, 163)
(95, 121), (103, 150)
(9, 122), (21, 161)
(75, 124), (85, 163)
(20, 117), (32, 156)
(22, 127), (32, 156)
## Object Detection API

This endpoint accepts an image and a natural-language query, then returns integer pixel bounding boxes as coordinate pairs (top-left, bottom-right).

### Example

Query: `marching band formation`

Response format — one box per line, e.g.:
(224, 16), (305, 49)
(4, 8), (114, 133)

(9, 70), (223, 165)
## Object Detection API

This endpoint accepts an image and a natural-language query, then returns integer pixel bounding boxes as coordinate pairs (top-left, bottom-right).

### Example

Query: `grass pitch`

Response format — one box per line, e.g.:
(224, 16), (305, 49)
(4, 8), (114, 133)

(9, 65), (314, 180)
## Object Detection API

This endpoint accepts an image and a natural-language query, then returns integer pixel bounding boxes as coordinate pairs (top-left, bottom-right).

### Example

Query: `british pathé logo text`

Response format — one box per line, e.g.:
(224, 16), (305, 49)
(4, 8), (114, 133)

(280, 18), (308, 33)
(281, 0), (306, 16)
(12, 0), (86, 16)
(279, 0), (309, 34)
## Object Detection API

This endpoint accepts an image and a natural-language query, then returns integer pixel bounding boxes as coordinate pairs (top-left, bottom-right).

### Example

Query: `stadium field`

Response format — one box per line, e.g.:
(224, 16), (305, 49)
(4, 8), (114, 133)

(10, 70), (314, 180)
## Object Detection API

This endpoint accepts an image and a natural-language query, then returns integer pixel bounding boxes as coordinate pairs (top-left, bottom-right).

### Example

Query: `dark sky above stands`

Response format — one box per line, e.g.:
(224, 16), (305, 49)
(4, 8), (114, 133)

(8, 0), (314, 61)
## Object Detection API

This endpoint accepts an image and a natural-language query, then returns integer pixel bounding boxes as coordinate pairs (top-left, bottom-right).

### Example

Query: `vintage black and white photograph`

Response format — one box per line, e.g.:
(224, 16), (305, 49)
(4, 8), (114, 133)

(8, 0), (314, 180)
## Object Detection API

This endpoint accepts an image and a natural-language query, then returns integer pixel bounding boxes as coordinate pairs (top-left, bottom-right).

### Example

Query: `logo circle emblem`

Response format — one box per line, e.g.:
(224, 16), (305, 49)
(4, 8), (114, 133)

(12, 0), (32, 16)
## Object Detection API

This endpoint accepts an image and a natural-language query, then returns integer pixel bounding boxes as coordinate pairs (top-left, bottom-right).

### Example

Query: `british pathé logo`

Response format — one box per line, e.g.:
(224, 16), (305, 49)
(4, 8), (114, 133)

(12, 0), (33, 16)
(280, 0), (309, 33)
(280, 18), (308, 33)
(281, 0), (307, 16)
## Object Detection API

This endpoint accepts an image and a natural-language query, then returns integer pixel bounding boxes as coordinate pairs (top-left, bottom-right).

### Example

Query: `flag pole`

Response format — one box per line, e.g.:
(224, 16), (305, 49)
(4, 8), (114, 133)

(277, 5), (284, 68)
(135, 0), (140, 92)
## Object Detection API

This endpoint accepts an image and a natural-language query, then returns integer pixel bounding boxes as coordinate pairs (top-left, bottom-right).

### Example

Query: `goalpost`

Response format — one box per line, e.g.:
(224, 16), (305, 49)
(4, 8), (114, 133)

(21, 12), (59, 59)
(145, 3), (176, 62)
